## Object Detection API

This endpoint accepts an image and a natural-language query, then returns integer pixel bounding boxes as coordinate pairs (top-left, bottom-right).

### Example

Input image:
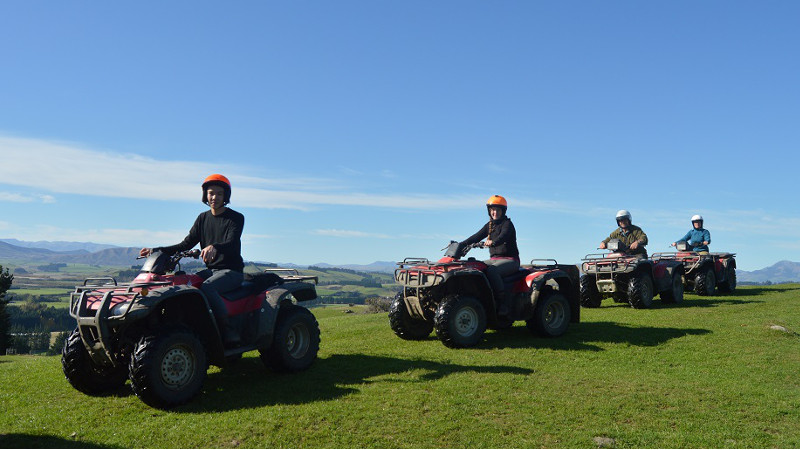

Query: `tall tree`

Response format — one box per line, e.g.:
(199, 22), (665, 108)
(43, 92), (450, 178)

(0, 265), (13, 354)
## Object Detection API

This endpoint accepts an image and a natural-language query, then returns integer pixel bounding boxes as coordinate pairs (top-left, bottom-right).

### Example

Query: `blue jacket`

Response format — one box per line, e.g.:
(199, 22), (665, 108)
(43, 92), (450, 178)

(676, 228), (711, 252)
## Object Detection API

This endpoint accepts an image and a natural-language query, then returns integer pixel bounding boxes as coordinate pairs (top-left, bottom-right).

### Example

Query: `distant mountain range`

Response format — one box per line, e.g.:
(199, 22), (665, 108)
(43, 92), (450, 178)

(0, 239), (118, 253)
(0, 238), (399, 273)
(1, 239), (798, 281)
(736, 260), (800, 284)
(0, 240), (141, 267)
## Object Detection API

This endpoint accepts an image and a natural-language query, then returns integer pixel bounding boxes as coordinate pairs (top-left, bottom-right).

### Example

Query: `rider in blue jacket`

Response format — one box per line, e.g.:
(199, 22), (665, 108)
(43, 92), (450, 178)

(671, 214), (710, 252)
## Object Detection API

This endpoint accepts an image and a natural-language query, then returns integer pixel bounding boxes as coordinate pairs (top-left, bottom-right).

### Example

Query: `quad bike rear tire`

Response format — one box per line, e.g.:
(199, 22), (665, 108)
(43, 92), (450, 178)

(61, 328), (128, 394)
(660, 272), (684, 304)
(389, 292), (433, 340)
(129, 327), (207, 409)
(718, 265), (737, 293)
(260, 305), (320, 372)
(579, 275), (602, 308)
(628, 271), (654, 309)
(434, 294), (486, 348)
(695, 267), (716, 296)
(526, 292), (571, 337)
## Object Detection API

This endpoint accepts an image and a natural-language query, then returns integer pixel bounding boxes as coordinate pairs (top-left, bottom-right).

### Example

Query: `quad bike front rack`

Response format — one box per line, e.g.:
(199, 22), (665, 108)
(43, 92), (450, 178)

(70, 278), (172, 367)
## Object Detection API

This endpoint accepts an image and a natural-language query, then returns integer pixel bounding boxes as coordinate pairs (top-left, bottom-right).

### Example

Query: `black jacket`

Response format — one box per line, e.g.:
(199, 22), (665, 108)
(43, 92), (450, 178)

(157, 208), (245, 272)
(462, 216), (519, 259)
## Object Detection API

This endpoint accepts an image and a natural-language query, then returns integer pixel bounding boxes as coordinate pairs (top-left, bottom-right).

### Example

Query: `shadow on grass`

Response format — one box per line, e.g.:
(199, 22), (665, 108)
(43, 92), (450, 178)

(727, 285), (800, 296)
(680, 297), (763, 308)
(483, 320), (711, 351)
(184, 353), (533, 413)
(590, 296), (763, 309)
(0, 433), (113, 449)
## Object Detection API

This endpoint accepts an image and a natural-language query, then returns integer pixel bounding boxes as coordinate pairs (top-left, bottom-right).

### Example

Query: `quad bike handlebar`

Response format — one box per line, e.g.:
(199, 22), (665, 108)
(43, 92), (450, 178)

(139, 249), (201, 275)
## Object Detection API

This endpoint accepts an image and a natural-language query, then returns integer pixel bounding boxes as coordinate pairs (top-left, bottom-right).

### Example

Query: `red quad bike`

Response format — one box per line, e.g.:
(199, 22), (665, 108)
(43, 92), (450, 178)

(651, 241), (737, 296)
(62, 250), (321, 409)
(391, 241), (580, 349)
(580, 239), (684, 309)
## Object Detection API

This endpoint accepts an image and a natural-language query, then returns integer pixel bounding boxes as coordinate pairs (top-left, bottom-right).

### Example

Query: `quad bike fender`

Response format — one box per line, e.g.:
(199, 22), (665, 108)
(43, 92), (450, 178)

(275, 281), (318, 303)
(443, 270), (497, 320)
(715, 256), (736, 283)
(127, 285), (227, 365)
(651, 260), (684, 293)
(653, 260), (684, 293)
(527, 270), (580, 324)
(684, 256), (712, 277)
(245, 281), (316, 351)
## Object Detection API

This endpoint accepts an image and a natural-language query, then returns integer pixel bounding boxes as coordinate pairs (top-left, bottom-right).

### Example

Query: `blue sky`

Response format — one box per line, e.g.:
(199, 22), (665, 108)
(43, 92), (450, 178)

(0, 1), (797, 271)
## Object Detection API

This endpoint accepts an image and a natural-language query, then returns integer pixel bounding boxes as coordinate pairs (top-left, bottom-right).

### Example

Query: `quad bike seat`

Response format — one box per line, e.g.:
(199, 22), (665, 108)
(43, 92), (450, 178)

(502, 269), (528, 284)
(222, 272), (284, 302)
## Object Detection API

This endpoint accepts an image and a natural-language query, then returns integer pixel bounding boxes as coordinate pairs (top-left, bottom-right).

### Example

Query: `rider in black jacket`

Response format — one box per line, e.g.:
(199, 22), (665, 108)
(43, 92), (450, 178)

(460, 195), (520, 315)
(140, 174), (244, 346)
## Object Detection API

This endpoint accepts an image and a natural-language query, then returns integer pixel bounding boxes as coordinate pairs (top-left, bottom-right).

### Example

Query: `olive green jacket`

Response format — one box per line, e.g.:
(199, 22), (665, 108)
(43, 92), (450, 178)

(603, 225), (648, 256)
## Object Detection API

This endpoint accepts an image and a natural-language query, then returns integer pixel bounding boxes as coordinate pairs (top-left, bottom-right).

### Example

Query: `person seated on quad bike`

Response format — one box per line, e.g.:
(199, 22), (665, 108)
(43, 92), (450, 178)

(671, 214), (710, 253)
(459, 195), (520, 315)
(139, 174), (245, 346)
(598, 209), (649, 257)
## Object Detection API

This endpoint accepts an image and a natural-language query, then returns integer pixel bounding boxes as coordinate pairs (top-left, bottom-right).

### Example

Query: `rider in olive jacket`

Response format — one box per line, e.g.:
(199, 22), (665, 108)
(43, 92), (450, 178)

(600, 210), (648, 257)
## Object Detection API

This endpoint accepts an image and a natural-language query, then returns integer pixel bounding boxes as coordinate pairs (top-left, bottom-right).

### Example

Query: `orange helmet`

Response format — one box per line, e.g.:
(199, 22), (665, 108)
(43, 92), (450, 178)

(486, 195), (508, 215)
(202, 174), (231, 205)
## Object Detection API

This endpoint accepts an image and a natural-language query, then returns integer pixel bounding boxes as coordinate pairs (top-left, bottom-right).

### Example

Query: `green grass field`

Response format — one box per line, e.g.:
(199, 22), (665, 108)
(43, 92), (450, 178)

(1, 285), (799, 448)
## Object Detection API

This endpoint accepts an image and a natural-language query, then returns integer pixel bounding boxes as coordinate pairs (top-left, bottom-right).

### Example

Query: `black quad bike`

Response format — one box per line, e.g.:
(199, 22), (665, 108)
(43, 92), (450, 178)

(62, 250), (321, 408)
(580, 239), (684, 309)
(391, 241), (580, 348)
(651, 241), (737, 296)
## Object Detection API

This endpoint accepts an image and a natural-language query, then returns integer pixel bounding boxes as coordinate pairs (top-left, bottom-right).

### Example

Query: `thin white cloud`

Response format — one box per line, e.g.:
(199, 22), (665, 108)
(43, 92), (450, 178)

(0, 192), (56, 203)
(0, 134), (562, 212)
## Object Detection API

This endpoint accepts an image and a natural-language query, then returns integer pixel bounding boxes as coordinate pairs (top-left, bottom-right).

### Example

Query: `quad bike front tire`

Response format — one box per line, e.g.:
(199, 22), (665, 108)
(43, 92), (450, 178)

(260, 305), (320, 372)
(628, 271), (654, 309)
(579, 275), (602, 308)
(695, 267), (716, 296)
(526, 292), (571, 337)
(660, 272), (684, 304)
(62, 328), (128, 395)
(389, 292), (433, 340)
(434, 294), (487, 348)
(129, 327), (207, 409)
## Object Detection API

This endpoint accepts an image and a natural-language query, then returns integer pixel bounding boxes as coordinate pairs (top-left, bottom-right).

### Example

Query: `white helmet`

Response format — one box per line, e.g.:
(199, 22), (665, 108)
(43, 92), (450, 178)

(691, 214), (703, 222)
(616, 209), (632, 222)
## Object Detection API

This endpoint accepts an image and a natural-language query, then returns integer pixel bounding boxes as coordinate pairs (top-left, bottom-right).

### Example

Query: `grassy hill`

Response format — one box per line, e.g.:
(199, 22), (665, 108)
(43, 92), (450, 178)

(1, 285), (799, 448)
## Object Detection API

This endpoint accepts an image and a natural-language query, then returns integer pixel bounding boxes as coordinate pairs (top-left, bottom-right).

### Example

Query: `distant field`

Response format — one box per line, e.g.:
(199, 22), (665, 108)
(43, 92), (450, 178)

(1, 285), (799, 448)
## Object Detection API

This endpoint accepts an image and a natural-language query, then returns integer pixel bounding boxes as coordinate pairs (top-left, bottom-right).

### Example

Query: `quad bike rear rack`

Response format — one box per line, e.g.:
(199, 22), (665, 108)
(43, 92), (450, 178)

(651, 252), (704, 273)
(523, 258), (559, 269)
(262, 268), (319, 284)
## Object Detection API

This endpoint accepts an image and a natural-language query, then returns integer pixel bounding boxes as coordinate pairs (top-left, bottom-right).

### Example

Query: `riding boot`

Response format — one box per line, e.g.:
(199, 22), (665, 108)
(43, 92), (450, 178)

(497, 291), (510, 316)
(219, 317), (241, 347)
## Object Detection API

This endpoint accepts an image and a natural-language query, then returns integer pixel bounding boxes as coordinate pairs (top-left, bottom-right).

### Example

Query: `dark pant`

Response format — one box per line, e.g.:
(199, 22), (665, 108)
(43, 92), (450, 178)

(484, 258), (521, 296)
(197, 269), (243, 322)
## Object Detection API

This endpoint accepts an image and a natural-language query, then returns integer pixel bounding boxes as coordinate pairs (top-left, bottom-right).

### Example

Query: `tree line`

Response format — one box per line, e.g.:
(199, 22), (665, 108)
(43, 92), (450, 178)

(0, 265), (74, 355)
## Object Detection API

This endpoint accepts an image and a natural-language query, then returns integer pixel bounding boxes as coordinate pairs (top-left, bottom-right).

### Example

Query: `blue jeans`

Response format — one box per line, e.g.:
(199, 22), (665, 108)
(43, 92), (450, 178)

(196, 269), (243, 321)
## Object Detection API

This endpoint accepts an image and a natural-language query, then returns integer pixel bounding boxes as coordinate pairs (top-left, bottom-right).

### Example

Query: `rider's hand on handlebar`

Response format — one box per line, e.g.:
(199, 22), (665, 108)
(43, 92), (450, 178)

(598, 242), (607, 250)
(139, 248), (152, 258)
(200, 245), (217, 263)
